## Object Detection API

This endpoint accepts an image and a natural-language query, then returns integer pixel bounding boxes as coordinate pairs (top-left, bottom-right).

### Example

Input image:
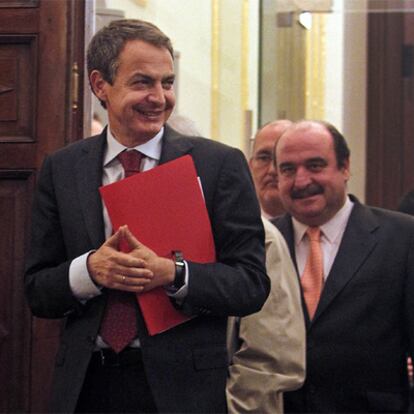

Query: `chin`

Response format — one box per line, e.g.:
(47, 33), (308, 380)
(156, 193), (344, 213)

(136, 123), (164, 137)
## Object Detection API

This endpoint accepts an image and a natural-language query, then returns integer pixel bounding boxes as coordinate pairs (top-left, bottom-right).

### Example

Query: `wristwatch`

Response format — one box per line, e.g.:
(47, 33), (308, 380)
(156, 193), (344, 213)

(172, 250), (185, 290)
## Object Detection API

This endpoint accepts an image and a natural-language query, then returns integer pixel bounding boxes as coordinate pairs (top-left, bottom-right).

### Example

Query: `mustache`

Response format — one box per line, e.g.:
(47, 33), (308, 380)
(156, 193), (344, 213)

(291, 183), (324, 199)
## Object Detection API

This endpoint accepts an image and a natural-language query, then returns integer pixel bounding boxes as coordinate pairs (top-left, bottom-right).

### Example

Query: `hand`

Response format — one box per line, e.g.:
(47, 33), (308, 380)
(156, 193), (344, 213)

(87, 227), (154, 292)
(122, 226), (175, 292)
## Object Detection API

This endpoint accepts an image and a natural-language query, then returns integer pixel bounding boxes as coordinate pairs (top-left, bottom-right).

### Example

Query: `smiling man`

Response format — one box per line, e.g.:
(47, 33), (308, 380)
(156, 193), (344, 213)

(274, 120), (414, 413)
(24, 19), (269, 413)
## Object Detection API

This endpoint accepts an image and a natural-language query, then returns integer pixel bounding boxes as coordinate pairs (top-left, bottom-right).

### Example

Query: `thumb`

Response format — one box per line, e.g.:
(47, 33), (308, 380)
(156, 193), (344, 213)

(121, 225), (141, 250)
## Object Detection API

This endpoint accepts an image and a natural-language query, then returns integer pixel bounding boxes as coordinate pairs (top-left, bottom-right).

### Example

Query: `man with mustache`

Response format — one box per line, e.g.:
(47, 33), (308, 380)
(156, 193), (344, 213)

(226, 121), (305, 413)
(274, 120), (414, 413)
(24, 19), (269, 413)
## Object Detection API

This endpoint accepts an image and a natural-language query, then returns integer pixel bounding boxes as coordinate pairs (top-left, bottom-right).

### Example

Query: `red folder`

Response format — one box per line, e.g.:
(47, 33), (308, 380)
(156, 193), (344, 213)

(99, 155), (216, 335)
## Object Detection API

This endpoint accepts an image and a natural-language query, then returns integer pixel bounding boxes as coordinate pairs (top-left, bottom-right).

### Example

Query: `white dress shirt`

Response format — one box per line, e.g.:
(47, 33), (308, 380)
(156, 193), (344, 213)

(293, 196), (354, 279)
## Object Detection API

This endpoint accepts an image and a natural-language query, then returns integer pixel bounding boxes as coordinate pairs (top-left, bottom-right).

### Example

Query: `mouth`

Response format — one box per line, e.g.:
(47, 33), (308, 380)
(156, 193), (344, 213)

(263, 177), (277, 188)
(264, 181), (277, 189)
(134, 107), (165, 120)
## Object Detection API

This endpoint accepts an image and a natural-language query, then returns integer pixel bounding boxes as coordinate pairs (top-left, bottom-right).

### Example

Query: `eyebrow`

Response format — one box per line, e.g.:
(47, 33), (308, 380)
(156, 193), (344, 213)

(133, 72), (175, 79)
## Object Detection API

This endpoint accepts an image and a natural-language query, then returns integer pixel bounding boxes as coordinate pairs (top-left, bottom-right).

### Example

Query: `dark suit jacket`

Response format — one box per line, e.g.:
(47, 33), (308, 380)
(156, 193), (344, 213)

(274, 196), (414, 413)
(398, 190), (414, 216)
(25, 126), (269, 413)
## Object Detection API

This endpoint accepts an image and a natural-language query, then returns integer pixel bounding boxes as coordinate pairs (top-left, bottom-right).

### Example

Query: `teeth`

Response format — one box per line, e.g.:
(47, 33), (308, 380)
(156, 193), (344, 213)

(142, 111), (161, 117)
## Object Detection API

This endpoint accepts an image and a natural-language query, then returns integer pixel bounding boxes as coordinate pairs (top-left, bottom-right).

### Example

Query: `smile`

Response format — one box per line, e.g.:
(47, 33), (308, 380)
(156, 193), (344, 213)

(138, 110), (163, 119)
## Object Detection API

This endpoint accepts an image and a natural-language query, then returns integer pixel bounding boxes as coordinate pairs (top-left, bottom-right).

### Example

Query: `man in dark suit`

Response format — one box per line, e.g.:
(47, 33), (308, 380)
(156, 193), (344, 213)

(273, 120), (414, 413)
(24, 19), (269, 413)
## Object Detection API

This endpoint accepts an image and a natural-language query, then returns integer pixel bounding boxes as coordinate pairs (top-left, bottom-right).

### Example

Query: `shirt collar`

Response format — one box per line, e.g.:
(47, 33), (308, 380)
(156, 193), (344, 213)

(103, 127), (164, 167)
(293, 196), (354, 245)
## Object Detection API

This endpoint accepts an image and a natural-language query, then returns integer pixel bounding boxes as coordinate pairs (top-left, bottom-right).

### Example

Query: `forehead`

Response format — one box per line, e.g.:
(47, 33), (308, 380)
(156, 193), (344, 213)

(276, 123), (334, 161)
(117, 39), (174, 73)
(254, 123), (290, 152)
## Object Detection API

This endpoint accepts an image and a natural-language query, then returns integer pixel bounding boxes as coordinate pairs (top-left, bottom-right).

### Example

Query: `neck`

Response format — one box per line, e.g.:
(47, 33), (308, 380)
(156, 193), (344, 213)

(261, 200), (285, 219)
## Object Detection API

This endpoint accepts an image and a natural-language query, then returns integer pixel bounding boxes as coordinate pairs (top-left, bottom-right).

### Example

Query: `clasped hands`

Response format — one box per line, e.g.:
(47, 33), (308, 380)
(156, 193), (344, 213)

(87, 225), (175, 293)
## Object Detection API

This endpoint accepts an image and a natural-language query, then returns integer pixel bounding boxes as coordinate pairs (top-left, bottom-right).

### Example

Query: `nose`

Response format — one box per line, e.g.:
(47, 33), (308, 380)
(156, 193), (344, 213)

(267, 160), (277, 175)
(147, 82), (166, 106)
(293, 166), (312, 188)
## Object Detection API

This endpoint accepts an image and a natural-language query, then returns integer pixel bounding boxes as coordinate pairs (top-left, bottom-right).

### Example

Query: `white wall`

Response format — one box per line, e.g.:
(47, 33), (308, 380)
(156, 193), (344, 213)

(342, 0), (367, 201)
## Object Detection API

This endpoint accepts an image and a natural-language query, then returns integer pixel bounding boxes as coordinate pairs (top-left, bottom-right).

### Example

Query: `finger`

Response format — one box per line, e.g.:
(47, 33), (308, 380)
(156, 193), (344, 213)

(118, 266), (153, 280)
(121, 225), (142, 249)
(114, 253), (149, 270)
(104, 227), (123, 248)
(114, 272), (153, 292)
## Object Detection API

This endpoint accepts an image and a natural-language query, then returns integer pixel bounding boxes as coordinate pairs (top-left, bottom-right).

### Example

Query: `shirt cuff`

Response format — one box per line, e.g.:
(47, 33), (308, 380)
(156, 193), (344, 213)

(69, 251), (102, 301)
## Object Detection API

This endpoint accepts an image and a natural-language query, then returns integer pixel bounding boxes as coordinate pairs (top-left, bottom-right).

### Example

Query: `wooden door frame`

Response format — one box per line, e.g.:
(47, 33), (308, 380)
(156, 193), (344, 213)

(366, 1), (414, 209)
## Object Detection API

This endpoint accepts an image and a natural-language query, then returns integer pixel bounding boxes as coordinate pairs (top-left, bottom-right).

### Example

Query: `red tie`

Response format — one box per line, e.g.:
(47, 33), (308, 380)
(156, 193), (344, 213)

(301, 227), (324, 320)
(100, 150), (143, 353)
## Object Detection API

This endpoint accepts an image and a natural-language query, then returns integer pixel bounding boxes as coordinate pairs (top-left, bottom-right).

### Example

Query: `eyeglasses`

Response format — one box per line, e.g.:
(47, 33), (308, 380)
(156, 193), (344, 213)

(252, 152), (275, 167)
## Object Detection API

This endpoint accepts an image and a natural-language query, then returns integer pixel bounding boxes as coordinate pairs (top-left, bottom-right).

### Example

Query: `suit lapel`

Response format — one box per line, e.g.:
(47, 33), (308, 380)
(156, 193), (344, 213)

(274, 215), (297, 269)
(312, 200), (379, 323)
(159, 125), (194, 164)
(75, 132), (106, 249)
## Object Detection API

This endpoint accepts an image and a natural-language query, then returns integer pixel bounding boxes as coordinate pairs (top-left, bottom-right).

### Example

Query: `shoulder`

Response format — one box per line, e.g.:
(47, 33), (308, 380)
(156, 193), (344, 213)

(349, 200), (414, 242)
(49, 134), (103, 161)
(398, 190), (414, 215)
(262, 217), (284, 244)
(354, 200), (414, 227)
(165, 125), (245, 159)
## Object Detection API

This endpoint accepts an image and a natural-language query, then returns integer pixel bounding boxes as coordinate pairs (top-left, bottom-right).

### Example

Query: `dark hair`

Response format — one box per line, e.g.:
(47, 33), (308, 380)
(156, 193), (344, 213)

(316, 121), (350, 168)
(87, 19), (174, 85)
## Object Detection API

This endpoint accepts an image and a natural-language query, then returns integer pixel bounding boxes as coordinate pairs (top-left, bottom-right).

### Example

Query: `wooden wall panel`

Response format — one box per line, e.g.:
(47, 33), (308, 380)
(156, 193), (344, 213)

(366, 5), (405, 209)
(366, 1), (414, 209)
(0, 36), (37, 142)
(0, 171), (34, 413)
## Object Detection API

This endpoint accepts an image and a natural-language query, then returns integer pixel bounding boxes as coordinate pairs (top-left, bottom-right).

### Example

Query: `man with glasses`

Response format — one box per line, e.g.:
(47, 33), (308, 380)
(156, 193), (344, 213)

(227, 120), (305, 413)
(249, 120), (293, 219)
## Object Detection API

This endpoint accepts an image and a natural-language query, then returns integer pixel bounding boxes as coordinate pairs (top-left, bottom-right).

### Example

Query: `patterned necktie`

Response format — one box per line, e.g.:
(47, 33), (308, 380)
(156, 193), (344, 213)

(301, 227), (324, 320)
(100, 150), (143, 353)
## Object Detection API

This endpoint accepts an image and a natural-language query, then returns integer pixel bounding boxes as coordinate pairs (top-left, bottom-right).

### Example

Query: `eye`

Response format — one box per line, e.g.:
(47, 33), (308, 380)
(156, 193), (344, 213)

(253, 153), (272, 165)
(162, 79), (175, 90)
(130, 79), (150, 89)
(307, 160), (326, 172)
(279, 164), (296, 176)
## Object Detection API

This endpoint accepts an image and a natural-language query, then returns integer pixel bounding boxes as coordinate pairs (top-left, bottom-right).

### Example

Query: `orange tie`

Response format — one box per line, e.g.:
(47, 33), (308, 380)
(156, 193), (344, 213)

(100, 150), (143, 353)
(301, 227), (324, 320)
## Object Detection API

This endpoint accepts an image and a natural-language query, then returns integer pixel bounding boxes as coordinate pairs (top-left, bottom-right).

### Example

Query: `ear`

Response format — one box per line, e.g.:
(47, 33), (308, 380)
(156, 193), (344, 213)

(89, 70), (109, 102)
(248, 157), (253, 169)
(341, 158), (351, 182)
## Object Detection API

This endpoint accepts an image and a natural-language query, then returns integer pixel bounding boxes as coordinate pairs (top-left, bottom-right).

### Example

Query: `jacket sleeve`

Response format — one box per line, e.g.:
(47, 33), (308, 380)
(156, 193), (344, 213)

(24, 155), (84, 318)
(182, 147), (270, 317)
(226, 218), (306, 413)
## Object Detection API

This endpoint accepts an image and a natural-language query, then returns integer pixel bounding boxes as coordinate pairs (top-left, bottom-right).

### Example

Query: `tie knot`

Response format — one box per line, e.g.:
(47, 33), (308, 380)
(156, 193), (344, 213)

(117, 150), (143, 177)
(306, 226), (321, 241)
